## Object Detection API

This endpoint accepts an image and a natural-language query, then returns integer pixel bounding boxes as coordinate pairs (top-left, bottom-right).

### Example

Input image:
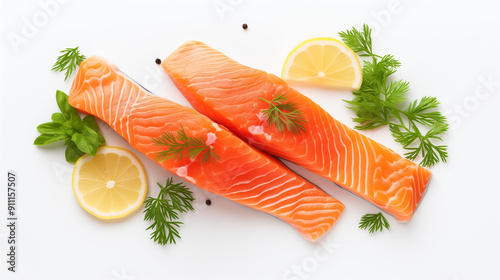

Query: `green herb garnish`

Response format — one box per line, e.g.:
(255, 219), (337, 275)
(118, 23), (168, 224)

(260, 94), (307, 135)
(34, 90), (105, 163)
(152, 125), (220, 164)
(144, 178), (195, 245)
(339, 24), (448, 167)
(51, 46), (86, 81)
(359, 212), (390, 233)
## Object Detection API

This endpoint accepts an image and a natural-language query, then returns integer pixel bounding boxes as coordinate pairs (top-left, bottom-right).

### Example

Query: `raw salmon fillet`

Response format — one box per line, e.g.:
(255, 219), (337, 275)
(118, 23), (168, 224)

(162, 41), (432, 222)
(68, 56), (344, 240)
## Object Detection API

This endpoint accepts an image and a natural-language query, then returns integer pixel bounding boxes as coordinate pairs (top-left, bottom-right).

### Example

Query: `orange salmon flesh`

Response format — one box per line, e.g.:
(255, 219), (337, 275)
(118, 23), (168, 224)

(68, 56), (344, 240)
(162, 41), (432, 222)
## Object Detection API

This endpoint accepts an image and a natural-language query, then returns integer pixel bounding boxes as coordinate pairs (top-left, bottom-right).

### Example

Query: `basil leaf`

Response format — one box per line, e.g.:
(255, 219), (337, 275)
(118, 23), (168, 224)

(82, 125), (100, 154)
(65, 118), (83, 136)
(65, 141), (85, 163)
(36, 122), (64, 134)
(51, 112), (66, 124)
(56, 90), (80, 121)
(72, 126), (99, 156)
(63, 120), (77, 136)
(64, 127), (77, 137)
(97, 132), (105, 145)
(33, 133), (66, 146)
(81, 115), (98, 130)
(35, 89), (108, 163)
(82, 116), (105, 145)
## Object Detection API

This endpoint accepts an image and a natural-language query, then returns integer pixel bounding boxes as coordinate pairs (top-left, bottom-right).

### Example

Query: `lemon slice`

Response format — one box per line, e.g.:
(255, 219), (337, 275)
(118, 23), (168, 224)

(72, 146), (147, 219)
(281, 37), (362, 90)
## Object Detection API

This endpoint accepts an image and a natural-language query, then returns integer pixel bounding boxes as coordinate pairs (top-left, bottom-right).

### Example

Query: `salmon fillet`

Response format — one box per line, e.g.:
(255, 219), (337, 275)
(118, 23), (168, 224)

(68, 56), (344, 240)
(162, 41), (432, 222)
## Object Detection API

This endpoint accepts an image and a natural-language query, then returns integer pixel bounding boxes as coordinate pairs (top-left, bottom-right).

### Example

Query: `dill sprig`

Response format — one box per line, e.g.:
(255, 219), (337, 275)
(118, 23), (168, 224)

(260, 94), (307, 135)
(51, 46), (86, 81)
(143, 178), (195, 246)
(359, 212), (390, 234)
(339, 24), (448, 167)
(152, 125), (220, 164)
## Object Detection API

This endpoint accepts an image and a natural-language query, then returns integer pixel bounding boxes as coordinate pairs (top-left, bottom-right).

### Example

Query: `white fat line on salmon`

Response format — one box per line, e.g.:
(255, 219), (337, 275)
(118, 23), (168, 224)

(251, 182), (306, 207)
(272, 194), (333, 214)
(332, 119), (348, 184)
(212, 123), (222, 131)
(225, 169), (285, 196)
(257, 111), (266, 122)
(124, 89), (142, 142)
(248, 125), (272, 141)
(385, 187), (412, 207)
(224, 168), (275, 191)
(205, 156), (264, 193)
(245, 111), (273, 145)
(112, 78), (127, 129)
(175, 160), (197, 184)
(205, 132), (217, 146)
(236, 178), (301, 205)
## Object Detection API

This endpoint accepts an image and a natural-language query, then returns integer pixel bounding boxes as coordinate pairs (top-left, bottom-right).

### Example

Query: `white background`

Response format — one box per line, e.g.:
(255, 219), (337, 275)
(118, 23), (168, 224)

(1, 0), (500, 279)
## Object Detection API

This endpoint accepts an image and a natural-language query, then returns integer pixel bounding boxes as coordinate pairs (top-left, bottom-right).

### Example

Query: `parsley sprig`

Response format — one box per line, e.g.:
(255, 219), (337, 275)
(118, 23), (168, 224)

(144, 179), (195, 245)
(359, 212), (390, 234)
(152, 125), (220, 164)
(34, 90), (105, 163)
(339, 24), (448, 167)
(260, 94), (307, 135)
(51, 46), (86, 81)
